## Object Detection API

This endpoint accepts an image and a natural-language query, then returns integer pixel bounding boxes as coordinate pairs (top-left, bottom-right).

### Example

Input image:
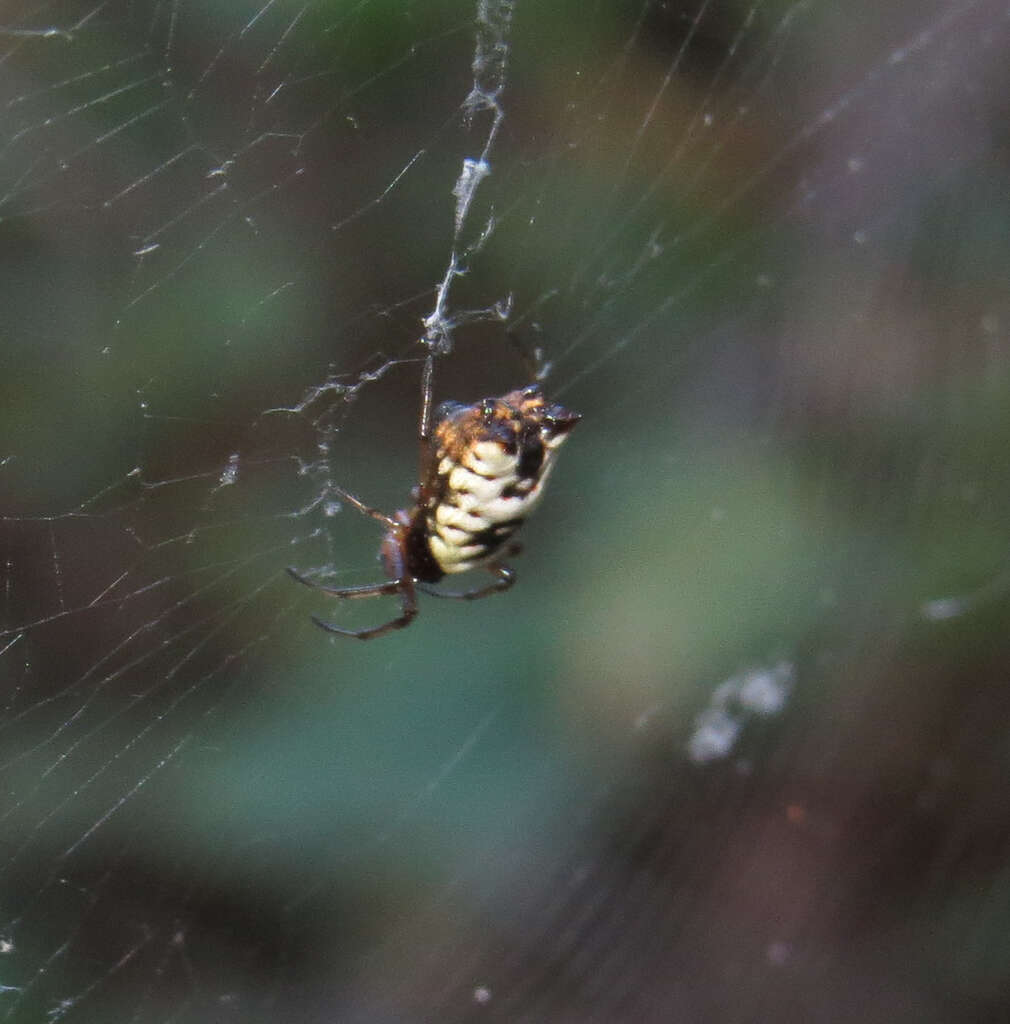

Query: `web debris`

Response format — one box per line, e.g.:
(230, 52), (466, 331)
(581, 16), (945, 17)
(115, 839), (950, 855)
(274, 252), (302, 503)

(2, 0), (1008, 1019)
(687, 661), (795, 764)
(422, 0), (514, 357)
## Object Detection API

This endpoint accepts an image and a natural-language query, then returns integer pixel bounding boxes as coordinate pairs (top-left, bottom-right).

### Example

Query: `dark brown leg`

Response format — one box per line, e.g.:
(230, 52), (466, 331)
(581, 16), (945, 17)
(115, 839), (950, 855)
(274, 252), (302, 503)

(287, 567), (403, 600)
(290, 531), (420, 639)
(310, 578), (418, 640)
(331, 486), (400, 530)
(417, 564), (515, 600)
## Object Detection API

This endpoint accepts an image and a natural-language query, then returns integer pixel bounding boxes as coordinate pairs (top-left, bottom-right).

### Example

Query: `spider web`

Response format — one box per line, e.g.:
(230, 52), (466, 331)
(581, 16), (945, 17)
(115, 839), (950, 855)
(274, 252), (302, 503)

(3, 1), (1010, 1020)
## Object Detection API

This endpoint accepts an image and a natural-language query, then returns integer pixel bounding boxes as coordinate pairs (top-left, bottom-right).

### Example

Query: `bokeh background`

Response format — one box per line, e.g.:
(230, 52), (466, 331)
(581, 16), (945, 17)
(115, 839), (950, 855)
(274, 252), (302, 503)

(2, 1), (1009, 1020)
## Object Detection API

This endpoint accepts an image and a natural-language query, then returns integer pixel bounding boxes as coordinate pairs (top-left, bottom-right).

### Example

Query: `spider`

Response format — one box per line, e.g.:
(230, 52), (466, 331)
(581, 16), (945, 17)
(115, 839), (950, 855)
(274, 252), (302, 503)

(288, 357), (580, 639)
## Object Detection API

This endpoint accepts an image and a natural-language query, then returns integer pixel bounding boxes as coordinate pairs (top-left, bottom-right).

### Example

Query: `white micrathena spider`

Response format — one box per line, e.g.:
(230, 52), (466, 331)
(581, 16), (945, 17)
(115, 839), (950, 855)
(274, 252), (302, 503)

(288, 359), (580, 639)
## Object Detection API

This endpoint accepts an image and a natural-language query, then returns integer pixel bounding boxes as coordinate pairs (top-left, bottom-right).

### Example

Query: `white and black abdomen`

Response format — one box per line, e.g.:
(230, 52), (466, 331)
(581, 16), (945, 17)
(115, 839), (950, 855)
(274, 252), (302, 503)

(427, 438), (547, 574)
(417, 386), (579, 578)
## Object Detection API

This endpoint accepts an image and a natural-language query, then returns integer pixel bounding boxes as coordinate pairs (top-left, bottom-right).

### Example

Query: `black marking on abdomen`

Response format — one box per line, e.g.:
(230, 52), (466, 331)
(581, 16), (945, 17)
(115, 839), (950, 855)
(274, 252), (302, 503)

(515, 435), (544, 480)
(469, 517), (525, 559)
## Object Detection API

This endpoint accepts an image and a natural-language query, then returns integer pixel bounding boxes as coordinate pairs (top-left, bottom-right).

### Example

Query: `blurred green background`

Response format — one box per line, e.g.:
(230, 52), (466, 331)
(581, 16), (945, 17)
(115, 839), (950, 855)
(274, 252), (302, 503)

(2, 1), (1009, 1020)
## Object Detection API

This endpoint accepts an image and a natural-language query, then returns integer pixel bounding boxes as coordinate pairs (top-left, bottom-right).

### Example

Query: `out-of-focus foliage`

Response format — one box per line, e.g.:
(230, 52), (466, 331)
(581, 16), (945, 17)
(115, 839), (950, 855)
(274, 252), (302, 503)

(1, 1), (1009, 1021)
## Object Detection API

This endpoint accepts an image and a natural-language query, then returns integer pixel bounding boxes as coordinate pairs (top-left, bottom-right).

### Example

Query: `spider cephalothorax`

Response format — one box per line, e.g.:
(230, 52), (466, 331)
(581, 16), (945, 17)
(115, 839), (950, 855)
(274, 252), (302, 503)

(289, 383), (579, 639)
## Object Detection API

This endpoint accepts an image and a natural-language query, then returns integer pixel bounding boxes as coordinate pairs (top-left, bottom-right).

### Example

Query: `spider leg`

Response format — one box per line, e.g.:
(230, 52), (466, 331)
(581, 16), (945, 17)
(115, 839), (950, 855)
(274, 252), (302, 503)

(290, 523), (420, 639)
(417, 563), (516, 601)
(330, 486), (400, 530)
(506, 323), (550, 381)
(416, 352), (438, 485)
(310, 578), (418, 640)
(286, 567), (403, 600)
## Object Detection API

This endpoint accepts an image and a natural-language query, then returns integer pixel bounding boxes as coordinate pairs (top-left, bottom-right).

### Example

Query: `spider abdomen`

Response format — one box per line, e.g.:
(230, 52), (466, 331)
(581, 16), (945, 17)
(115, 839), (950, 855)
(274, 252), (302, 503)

(426, 431), (565, 575)
(427, 465), (525, 574)
(407, 384), (578, 578)
(291, 383), (578, 638)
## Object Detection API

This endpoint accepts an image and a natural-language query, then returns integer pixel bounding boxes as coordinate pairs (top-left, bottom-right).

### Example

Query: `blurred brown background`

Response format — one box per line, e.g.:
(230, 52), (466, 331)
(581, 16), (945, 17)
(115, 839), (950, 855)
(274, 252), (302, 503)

(1, 1), (1009, 1021)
